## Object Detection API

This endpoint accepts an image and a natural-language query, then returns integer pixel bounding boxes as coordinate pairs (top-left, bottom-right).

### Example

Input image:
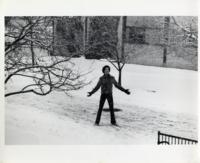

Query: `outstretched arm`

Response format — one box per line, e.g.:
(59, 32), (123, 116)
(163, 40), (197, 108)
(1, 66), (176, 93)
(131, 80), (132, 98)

(88, 78), (101, 96)
(113, 77), (130, 94)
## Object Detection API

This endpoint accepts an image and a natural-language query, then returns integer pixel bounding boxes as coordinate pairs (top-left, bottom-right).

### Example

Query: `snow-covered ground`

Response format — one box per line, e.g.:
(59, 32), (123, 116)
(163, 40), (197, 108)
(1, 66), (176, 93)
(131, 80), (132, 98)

(5, 57), (198, 144)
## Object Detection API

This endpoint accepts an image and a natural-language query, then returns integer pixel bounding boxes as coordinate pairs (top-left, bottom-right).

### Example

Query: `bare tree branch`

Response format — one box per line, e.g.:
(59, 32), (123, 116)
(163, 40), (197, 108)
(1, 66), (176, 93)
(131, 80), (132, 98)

(171, 16), (198, 40)
(5, 17), (88, 97)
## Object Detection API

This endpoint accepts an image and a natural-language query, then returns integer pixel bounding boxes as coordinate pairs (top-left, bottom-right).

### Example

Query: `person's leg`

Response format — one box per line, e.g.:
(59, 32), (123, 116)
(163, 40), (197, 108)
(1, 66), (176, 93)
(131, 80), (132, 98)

(107, 94), (116, 124)
(95, 94), (106, 125)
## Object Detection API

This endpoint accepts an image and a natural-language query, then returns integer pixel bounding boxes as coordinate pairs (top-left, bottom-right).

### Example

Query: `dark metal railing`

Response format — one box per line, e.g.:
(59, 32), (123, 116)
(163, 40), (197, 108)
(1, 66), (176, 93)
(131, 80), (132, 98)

(157, 131), (198, 145)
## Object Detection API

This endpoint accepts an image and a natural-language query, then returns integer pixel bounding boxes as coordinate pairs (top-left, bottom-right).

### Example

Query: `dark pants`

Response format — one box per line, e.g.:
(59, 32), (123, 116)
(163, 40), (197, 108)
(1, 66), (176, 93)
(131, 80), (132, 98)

(95, 93), (116, 124)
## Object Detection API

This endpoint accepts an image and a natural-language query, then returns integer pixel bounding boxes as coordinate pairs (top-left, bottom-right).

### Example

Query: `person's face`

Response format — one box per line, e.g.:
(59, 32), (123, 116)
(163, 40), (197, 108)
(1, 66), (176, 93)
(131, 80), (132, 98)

(104, 67), (110, 75)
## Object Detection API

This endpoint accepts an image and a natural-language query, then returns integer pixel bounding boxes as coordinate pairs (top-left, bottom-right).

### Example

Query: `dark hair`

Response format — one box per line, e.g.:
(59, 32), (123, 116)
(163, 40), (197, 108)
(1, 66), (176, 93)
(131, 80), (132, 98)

(102, 65), (110, 73)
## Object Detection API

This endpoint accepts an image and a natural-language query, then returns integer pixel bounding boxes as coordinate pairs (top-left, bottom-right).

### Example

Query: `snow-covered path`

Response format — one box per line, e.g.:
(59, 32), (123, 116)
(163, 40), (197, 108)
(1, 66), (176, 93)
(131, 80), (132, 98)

(5, 57), (198, 144)
(6, 91), (197, 145)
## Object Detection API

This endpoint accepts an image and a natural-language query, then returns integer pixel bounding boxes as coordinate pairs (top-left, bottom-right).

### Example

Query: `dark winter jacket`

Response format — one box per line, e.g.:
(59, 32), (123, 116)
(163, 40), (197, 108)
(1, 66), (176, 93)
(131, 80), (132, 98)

(90, 74), (127, 94)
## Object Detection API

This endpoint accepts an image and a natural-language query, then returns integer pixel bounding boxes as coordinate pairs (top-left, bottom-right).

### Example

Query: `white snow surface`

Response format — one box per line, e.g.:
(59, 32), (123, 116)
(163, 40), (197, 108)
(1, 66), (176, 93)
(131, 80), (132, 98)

(5, 57), (198, 144)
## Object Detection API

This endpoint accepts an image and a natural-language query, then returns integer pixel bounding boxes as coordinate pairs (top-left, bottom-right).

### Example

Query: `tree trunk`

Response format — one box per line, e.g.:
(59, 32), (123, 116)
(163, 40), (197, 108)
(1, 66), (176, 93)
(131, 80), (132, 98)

(118, 68), (122, 86)
(117, 16), (126, 86)
(163, 47), (167, 65)
(83, 16), (88, 54)
(30, 21), (35, 66)
(121, 16), (127, 62)
(163, 16), (170, 66)
(52, 18), (55, 55)
(31, 43), (35, 66)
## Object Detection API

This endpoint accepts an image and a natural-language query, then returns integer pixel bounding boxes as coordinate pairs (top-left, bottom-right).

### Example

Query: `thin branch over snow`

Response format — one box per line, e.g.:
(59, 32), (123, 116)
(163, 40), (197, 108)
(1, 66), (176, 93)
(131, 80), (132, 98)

(5, 17), (88, 97)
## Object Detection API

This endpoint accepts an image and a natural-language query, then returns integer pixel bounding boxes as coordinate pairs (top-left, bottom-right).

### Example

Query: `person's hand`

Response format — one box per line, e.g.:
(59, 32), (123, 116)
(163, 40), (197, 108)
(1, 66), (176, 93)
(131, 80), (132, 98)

(125, 89), (131, 95)
(87, 92), (92, 97)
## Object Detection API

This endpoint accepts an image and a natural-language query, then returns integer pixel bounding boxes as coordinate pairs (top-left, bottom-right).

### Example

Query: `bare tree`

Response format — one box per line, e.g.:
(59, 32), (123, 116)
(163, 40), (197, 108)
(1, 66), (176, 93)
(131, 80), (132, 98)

(171, 16), (198, 42)
(83, 16), (90, 54)
(86, 16), (128, 86)
(165, 16), (198, 69)
(163, 16), (170, 66)
(105, 16), (128, 86)
(144, 16), (198, 68)
(5, 16), (87, 97)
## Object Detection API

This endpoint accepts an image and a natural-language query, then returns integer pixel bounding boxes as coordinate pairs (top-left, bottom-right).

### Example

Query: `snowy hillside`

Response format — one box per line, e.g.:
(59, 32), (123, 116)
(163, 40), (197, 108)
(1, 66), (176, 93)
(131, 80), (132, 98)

(5, 57), (198, 144)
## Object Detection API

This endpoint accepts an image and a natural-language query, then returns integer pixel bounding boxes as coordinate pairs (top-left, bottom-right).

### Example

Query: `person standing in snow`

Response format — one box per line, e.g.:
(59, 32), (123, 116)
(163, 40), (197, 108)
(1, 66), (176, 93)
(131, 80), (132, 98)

(87, 65), (130, 126)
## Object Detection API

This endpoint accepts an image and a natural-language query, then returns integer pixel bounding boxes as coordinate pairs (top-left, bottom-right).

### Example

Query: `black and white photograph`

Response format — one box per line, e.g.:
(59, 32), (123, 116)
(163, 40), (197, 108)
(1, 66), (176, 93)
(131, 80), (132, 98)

(4, 16), (198, 145)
